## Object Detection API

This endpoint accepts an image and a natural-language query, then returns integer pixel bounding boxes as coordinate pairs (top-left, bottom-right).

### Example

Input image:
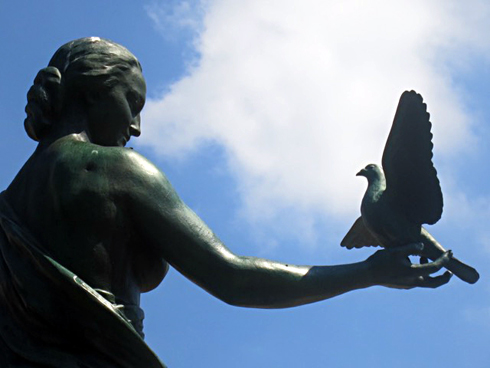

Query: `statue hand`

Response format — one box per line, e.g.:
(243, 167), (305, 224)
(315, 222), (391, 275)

(366, 243), (453, 289)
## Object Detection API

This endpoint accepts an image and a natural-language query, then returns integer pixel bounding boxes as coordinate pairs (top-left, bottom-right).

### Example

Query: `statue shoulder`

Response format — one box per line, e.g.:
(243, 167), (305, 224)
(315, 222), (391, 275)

(49, 139), (161, 180)
(110, 148), (181, 205)
(117, 148), (163, 177)
(37, 138), (181, 210)
(117, 148), (171, 185)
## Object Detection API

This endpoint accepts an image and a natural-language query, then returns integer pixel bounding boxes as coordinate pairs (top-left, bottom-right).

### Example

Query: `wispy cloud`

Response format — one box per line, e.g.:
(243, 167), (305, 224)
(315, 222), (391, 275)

(145, 0), (206, 41)
(141, 0), (490, 243)
(443, 189), (490, 253)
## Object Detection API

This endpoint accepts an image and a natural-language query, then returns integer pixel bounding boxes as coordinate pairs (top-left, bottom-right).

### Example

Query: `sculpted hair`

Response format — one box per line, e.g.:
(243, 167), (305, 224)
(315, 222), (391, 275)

(24, 37), (141, 141)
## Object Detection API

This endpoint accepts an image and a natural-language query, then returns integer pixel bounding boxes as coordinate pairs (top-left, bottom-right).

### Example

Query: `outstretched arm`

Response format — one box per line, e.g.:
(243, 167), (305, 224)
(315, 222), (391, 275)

(123, 152), (451, 309)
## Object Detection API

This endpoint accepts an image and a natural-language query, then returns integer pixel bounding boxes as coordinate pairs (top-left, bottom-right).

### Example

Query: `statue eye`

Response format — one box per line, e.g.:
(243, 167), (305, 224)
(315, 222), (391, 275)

(127, 92), (145, 116)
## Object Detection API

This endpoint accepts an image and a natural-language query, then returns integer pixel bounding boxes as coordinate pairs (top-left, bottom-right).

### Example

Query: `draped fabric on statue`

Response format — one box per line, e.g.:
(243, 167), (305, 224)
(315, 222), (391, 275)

(0, 194), (166, 368)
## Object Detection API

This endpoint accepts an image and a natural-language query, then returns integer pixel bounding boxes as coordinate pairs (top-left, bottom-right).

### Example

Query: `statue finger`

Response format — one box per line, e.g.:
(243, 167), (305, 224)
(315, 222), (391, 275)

(414, 271), (453, 288)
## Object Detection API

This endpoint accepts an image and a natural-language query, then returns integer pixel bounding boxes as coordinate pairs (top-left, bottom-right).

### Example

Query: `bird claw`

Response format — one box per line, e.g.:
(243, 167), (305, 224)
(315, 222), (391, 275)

(410, 250), (451, 276)
(368, 246), (454, 289)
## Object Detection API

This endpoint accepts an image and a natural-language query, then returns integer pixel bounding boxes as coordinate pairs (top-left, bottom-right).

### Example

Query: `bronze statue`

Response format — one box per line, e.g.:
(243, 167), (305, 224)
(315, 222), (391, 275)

(342, 91), (479, 284)
(0, 38), (453, 367)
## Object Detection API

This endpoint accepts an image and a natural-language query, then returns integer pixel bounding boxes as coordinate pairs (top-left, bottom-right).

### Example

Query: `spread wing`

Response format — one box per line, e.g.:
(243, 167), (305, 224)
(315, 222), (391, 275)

(341, 217), (381, 249)
(382, 91), (443, 225)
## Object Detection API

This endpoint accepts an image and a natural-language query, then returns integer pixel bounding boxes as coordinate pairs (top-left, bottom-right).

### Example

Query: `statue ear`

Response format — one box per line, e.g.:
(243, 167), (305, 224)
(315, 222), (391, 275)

(83, 88), (102, 107)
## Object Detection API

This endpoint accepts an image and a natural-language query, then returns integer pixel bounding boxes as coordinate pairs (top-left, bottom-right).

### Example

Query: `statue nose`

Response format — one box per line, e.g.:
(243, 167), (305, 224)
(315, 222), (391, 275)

(130, 115), (141, 137)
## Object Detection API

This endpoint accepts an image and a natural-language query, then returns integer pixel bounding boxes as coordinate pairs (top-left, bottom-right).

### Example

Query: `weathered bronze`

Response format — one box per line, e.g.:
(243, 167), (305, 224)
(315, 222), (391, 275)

(342, 91), (479, 284)
(0, 38), (453, 367)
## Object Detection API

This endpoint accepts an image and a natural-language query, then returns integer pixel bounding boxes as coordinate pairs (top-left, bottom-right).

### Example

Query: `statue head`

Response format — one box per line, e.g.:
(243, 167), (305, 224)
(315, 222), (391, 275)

(24, 37), (145, 143)
(356, 163), (385, 184)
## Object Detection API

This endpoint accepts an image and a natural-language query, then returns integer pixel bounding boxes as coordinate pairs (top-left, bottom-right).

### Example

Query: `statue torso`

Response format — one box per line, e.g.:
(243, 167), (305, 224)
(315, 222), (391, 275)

(4, 136), (167, 307)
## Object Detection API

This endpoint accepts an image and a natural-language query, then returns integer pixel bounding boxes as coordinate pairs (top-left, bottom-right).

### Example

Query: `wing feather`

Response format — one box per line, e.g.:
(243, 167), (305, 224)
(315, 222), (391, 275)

(341, 217), (380, 249)
(381, 91), (443, 225)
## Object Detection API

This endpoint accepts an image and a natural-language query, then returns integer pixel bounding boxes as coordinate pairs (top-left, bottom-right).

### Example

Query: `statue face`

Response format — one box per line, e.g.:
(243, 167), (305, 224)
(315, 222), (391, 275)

(86, 66), (146, 147)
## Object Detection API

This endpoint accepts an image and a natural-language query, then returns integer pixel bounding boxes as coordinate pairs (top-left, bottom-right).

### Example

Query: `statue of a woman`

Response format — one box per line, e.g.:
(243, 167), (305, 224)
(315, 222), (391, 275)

(0, 37), (451, 367)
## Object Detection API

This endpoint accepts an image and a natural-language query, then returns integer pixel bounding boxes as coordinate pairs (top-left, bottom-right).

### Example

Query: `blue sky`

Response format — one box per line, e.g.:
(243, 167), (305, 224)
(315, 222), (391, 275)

(1, 1), (489, 367)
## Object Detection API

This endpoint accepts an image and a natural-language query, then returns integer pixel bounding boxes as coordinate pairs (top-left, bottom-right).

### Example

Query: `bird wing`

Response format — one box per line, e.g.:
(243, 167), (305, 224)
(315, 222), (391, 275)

(381, 90), (443, 225)
(341, 216), (380, 249)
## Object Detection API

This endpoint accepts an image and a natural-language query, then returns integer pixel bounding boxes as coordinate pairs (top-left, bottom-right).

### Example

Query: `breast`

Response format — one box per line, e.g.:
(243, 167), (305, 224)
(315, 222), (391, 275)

(132, 245), (169, 292)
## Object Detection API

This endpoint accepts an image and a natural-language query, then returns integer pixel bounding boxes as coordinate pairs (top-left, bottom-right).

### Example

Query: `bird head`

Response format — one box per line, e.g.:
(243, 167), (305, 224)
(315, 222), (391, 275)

(356, 164), (385, 184)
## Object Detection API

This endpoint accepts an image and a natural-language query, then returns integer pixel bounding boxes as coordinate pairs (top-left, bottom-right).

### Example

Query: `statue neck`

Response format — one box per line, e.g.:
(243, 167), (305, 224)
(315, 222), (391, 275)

(37, 103), (91, 149)
(365, 175), (386, 200)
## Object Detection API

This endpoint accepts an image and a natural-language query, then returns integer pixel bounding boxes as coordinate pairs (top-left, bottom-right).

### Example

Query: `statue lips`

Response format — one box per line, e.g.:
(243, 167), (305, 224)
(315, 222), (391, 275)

(341, 90), (479, 284)
(118, 129), (131, 147)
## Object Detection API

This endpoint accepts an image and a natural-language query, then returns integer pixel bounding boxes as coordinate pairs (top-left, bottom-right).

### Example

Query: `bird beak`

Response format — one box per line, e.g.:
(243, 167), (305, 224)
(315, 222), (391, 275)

(356, 169), (366, 177)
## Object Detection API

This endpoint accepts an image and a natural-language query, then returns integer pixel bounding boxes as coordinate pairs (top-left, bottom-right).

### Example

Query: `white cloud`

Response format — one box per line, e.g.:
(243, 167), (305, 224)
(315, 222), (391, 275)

(141, 0), (490, 242)
(443, 189), (490, 253)
(145, 0), (206, 41)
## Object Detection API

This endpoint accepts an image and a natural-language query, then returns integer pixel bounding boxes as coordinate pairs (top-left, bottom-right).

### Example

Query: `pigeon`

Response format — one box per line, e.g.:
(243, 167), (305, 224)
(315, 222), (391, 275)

(342, 90), (479, 284)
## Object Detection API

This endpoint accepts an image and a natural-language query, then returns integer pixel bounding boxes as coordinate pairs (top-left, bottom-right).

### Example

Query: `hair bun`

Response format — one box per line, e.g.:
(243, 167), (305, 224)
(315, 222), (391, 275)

(24, 67), (62, 141)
